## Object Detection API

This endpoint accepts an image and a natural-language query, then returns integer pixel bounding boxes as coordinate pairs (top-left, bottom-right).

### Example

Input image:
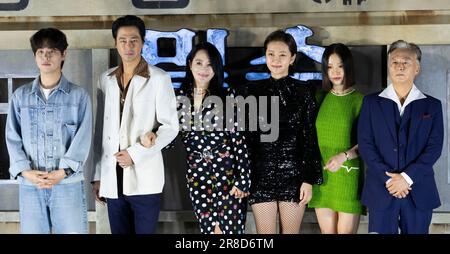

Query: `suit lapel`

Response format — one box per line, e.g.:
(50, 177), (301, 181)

(130, 75), (149, 95)
(377, 97), (397, 142)
(107, 75), (121, 131)
(120, 75), (150, 132)
(407, 100), (424, 147)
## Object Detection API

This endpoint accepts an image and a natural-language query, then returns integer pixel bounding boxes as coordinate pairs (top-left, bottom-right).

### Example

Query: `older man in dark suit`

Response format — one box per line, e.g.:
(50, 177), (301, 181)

(358, 40), (443, 234)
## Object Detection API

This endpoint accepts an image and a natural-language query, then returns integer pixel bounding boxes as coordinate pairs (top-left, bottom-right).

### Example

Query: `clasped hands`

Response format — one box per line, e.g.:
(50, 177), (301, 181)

(22, 169), (67, 189)
(385, 172), (412, 199)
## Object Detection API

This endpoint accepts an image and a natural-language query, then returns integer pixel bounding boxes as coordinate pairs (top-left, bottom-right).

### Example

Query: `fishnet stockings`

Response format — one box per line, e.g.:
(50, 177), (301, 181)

(251, 201), (306, 234)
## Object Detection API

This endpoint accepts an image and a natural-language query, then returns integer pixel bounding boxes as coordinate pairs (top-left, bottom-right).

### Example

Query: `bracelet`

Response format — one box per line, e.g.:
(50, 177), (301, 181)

(343, 151), (350, 161)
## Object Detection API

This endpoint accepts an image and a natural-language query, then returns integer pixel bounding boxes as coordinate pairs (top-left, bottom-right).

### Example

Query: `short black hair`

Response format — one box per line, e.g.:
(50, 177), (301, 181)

(264, 30), (297, 57)
(112, 15), (146, 42)
(321, 43), (355, 91)
(263, 30), (297, 74)
(30, 28), (68, 68)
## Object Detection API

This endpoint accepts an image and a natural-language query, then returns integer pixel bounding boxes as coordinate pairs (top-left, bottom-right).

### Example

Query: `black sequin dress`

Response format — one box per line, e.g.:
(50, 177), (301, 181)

(244, 76), (323, 205)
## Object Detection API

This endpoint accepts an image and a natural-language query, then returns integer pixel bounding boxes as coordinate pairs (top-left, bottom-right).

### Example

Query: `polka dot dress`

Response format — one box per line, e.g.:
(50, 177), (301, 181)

(178, 89), (251, 234)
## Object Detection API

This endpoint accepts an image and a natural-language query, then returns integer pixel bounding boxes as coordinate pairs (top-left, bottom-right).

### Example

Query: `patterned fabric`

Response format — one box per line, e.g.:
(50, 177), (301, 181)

(177, 88), (251, 234)
(244, 76), (323, 205)
(309, 89), (365, 214)
(108, 56), (150, 79)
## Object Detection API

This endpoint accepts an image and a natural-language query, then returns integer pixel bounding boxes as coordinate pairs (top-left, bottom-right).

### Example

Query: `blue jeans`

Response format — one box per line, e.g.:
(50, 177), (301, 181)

(19, 181), (88, 234)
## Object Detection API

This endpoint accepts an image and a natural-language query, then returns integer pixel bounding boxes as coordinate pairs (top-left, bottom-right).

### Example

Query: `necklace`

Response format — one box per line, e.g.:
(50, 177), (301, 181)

(331, 88), (355, 96)
(193, 87), (208, 96)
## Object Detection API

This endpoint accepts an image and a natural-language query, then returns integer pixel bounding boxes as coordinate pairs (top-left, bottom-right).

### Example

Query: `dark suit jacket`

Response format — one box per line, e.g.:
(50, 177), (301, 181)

(358, 92), (443, 211)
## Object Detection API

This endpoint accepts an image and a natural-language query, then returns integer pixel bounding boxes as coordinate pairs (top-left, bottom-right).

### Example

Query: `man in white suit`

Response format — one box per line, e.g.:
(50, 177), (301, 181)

(92, 15), (179, 234)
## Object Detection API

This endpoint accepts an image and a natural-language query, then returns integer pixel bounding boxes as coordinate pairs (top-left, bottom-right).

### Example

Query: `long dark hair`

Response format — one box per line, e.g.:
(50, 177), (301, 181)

(321, 43), (355, 91)
(180, 42), (226, 100)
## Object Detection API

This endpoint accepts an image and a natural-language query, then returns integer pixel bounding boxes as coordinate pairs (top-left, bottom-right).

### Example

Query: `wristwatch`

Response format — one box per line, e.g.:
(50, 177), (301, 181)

(63, 168), (74, 177)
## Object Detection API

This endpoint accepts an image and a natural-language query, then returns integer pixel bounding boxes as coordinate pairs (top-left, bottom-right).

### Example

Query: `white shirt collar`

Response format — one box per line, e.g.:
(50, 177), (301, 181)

(379, 83), (427, 116)
(39, 83), (59, 101)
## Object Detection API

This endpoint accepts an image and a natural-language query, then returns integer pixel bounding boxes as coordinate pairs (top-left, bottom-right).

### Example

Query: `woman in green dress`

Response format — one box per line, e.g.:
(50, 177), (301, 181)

(309, 43), (364, 234)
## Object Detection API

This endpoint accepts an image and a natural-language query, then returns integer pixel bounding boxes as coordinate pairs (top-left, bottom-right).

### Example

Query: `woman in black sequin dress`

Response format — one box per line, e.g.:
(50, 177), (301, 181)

(245, 30), (323, 234)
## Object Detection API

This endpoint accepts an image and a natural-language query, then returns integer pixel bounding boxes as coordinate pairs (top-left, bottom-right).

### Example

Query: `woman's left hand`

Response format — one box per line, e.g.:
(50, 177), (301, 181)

(299, 182), (312, 206)
(230, 186), (249, 199)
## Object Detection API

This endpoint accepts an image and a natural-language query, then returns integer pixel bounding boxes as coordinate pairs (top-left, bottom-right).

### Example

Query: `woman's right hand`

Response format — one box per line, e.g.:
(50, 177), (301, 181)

(324, 152), (347, 172)
(140, 132), (157, 148)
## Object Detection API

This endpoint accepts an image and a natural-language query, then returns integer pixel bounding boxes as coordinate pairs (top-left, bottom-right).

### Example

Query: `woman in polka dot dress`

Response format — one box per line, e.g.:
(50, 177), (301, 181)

(142, 42), (251, 234)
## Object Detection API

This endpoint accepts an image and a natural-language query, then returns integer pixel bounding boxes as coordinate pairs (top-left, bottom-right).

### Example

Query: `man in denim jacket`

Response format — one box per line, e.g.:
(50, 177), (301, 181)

(6, 28), (92, 234)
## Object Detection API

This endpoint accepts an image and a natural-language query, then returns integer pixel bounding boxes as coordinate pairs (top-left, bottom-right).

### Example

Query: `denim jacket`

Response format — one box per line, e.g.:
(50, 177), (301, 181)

(6, 75), (92, 185)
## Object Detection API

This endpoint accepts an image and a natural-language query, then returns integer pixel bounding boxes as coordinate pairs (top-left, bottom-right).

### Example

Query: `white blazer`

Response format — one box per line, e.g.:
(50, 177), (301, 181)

(93, 64), (179, 198)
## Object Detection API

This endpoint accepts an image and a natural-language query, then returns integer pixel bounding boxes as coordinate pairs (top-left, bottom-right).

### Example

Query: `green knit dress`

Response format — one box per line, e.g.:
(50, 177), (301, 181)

(309, 89), (365, 214)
